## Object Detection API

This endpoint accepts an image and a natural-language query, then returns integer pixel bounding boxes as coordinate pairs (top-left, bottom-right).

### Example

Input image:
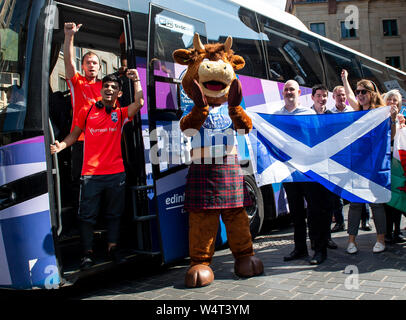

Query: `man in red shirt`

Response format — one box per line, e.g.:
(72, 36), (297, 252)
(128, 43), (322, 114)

(51, 70), (143, 269)
(64, 22), (105, 220)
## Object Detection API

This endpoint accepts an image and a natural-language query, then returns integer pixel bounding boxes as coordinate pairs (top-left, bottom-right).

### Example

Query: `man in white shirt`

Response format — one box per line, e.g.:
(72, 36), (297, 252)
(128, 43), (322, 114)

(274, 80), (315, 115)
(331, 86), (353, 113)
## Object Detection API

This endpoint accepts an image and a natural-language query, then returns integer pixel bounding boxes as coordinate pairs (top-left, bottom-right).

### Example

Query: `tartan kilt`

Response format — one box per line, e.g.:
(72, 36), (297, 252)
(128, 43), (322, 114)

(184, 155), (252, 210)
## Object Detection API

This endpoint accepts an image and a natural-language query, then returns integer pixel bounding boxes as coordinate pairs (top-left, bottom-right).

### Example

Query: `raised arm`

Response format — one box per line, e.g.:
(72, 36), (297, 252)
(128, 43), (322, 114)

(63, 22), (82, 80)
(125, 69), (144, 118)
(341, 69), (359, 111)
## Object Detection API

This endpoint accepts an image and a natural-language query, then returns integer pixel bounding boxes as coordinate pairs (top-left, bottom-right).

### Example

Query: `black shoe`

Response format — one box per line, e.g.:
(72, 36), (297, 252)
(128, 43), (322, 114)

(327, 238), (338, 249)
(310, 251), (326, 265)
(385, 235), (394, 244)
(393, 234), (406, 243)
(80, 251), (95, 270)
(331, 223), (345, 233)
(361, 221), (372, 231)
(283, 249), (308, 261)
(108, 246), (126, 264)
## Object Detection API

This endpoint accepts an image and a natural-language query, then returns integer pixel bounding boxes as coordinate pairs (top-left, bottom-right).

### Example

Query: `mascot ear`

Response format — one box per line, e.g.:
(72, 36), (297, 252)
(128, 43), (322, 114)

(230, 55), (245, 71)
(173, 49), (194, 65)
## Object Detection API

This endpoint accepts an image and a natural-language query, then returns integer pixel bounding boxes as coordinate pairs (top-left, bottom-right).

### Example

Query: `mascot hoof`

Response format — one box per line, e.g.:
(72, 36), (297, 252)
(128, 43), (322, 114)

(234, 255), (264, 278)
(185, 264), (214, 288)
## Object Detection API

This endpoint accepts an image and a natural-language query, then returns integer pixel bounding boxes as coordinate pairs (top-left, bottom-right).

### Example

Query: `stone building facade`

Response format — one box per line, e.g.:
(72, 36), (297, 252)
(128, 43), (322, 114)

(285, 0), (406, 72)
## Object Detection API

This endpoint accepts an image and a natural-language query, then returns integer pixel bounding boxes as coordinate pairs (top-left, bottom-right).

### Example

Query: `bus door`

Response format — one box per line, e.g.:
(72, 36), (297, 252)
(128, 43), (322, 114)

(146, 4), (227, 263)
(0, 0), (62, 289)
(47, 0), (154, 279)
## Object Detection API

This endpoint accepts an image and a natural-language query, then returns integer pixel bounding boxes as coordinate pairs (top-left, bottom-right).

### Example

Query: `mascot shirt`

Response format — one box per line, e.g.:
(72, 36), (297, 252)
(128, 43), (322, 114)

(181, 104), (237, 152)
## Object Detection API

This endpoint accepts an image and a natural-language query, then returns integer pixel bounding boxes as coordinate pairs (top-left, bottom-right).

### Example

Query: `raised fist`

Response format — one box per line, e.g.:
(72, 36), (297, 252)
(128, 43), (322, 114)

(64, 22), (82, 36)
(341, 69), (348, 81)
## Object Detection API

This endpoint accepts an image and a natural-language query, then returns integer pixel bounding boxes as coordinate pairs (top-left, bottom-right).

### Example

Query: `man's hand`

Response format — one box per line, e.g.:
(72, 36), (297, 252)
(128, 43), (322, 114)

(228, 78), (242, 108)
(50, 140), (64, 155)
(341, 69), (348, 82)
(64, 22), (82, 37)
(126, 68), (140, 82)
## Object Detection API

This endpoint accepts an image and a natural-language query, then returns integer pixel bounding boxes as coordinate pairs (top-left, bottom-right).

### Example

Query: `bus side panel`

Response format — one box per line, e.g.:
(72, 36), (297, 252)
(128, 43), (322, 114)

(0, 137), (59, 289)
(0, 209), (59, 289)
(155, 169), (189, 263)
(155, 168), (227, 263)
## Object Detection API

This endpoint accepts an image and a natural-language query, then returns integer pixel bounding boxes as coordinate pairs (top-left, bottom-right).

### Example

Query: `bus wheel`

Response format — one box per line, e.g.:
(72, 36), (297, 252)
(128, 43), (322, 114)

(244, 175), (264, 239)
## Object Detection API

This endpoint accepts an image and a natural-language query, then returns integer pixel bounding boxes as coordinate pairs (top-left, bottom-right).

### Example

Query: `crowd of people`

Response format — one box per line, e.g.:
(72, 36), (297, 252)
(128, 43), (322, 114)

(51, 21), (405, 270)
(279, 71), (406, 265)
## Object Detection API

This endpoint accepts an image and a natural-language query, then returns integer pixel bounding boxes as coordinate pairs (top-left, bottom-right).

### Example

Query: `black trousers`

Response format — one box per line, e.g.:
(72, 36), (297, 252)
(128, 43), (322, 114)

(78, 172), (126, 253)
(384, 204), (403, 236)
(71, 141), (84, 212)
(283, 182), (331, 253)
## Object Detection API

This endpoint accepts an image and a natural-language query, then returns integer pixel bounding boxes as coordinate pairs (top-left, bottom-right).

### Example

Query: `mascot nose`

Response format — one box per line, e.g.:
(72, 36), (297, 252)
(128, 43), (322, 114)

(199, 60), (233, 77)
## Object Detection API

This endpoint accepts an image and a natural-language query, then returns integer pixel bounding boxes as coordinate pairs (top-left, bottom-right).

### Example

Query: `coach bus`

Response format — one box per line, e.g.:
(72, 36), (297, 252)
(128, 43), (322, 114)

(0, 0), (405, 289)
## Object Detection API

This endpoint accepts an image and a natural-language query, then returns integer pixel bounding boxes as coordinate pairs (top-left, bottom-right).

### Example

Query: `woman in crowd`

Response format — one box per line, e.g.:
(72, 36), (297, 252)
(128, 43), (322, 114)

(382, 89), (406, 244)
(341, 69), (390, 254)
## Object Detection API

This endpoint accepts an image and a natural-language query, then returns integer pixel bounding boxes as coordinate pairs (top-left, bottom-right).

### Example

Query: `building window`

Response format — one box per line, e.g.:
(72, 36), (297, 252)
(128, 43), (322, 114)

(58, 76), (68, 92)
(340, 21), (356, 39)
(383, 20), (398, 36)
(386, 56), (401, 69)
(75, 47), (82, 72)
(101, 60), (107, 77)
(310, 22), (326, 36)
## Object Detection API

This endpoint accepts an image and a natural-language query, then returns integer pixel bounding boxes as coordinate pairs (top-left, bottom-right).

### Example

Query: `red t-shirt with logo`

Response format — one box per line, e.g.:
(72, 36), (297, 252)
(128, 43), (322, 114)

(77, 104), (132, 175)
(67, 73), (102, 141)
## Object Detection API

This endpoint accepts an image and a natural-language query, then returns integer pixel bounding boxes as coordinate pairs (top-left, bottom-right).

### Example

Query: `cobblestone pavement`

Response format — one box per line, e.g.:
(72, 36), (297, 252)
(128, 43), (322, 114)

(72, 206), (406, 301)
(2, 207), (405, 303)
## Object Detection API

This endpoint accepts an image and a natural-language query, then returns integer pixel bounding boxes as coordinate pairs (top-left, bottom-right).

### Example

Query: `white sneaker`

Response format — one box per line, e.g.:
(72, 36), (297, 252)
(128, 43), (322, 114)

(373, 242), (385, 253)
(346, 242), (358, 254)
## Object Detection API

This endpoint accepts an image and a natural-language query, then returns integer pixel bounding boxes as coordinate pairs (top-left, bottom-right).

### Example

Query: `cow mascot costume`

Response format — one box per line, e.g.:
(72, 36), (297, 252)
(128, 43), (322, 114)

(173, 33), (264, 288)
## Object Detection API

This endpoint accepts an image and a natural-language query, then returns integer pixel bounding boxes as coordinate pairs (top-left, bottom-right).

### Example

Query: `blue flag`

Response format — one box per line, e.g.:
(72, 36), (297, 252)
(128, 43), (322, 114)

(246, 106), (392, 203)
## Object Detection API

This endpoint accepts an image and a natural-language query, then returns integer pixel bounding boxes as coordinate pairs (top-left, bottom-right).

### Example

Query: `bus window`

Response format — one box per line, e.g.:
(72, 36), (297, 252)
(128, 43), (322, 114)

(153, 0), (267, 79)
(0, 0), (31, 133)
(319, 40), (363, 90)
(358, 57), (390, 94)
(151, 7), (206, 80)
(386, 69), (406, 105)
(208, 6), (266, 79)
(258, 15), (324, 87)
(148, 5), (204, 177)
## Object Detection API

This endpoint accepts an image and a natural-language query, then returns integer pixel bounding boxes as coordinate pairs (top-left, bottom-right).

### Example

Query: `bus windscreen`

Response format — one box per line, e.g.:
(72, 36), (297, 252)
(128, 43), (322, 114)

(0, 0), (31, 133)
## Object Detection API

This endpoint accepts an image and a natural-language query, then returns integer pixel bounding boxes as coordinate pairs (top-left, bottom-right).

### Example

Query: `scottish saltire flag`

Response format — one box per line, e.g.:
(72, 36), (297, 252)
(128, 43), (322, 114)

(246, 106), (392, 203)
(387, 124), (406, 211)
